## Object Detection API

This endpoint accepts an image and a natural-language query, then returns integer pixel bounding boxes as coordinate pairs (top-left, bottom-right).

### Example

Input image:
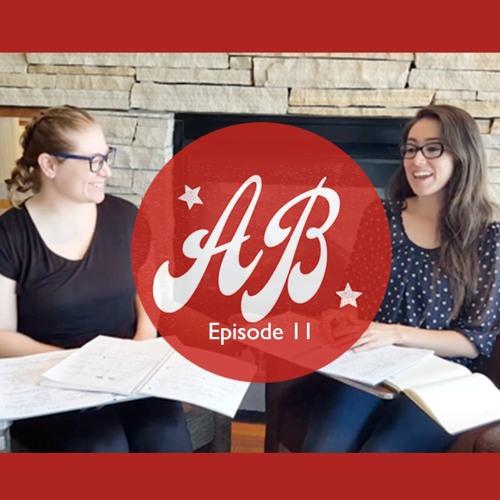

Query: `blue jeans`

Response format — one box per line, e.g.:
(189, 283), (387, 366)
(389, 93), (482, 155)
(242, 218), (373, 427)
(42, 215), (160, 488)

(11, 397), (193, 452)
(301, 380), (456, 452)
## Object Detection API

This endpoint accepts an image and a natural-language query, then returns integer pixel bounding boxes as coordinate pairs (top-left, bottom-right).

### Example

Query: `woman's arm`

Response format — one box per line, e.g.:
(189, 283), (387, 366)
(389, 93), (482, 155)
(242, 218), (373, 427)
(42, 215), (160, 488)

(352, 321), (479, 358)
(0, 274), (63, 357)
(133, 293), (157, 340)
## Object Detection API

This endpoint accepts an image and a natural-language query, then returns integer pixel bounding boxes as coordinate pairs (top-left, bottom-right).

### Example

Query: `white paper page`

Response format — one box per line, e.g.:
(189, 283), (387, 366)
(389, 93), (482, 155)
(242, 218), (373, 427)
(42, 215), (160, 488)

(318, 345), (434, 386)
(385, 355), (471, 392)
(42, 336), (171, 395)
(404, 373), (500, 435)
(141, 348), (255, 418)
(0, 350), (125, 420)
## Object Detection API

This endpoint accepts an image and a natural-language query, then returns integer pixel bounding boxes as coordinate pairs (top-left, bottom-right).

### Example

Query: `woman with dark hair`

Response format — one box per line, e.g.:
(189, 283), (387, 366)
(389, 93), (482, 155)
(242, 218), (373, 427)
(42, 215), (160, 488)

(0, 105), (192, 452)
(299, 104), (500, 452)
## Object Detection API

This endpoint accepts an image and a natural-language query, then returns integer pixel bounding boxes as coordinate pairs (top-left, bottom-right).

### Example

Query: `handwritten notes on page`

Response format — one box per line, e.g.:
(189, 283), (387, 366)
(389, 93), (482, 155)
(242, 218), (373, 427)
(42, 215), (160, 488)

(0, 350), (125, 420)
(318, 344), (434, 386)
(42, 336), (170, 395)
(41, 336), (255, 418)
(143, 347), (254, 418)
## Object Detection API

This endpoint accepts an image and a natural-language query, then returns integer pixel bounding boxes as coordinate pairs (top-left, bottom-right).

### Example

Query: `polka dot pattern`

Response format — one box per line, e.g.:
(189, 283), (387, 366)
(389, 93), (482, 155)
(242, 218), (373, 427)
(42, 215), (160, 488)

(376, 200), (500, 369)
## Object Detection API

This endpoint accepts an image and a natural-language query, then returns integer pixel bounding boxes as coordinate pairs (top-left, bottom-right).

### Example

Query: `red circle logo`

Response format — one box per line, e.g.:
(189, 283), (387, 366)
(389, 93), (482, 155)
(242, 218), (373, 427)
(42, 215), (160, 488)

(132, 123), (391, 383)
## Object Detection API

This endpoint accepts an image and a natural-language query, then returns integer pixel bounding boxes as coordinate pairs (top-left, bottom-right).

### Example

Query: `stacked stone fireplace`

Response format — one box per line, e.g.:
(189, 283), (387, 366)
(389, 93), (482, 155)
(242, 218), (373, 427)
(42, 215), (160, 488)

(1, 52), (500, 205)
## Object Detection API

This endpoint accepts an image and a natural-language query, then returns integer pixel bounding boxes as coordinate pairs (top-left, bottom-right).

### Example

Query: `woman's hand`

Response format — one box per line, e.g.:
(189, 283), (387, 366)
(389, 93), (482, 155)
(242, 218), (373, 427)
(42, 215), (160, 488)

(349, 321), (480, 359)
(351, 321), (402, 352)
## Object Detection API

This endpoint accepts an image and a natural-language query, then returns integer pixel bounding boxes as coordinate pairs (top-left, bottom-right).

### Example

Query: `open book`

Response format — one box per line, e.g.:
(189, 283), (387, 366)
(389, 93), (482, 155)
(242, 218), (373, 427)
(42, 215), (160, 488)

(318, 344), (435, 386)
(385, 356), (500, 435)
(41, 335), (255, 418)
(319, 345), (500, 435)
(0, 350), (130, 421)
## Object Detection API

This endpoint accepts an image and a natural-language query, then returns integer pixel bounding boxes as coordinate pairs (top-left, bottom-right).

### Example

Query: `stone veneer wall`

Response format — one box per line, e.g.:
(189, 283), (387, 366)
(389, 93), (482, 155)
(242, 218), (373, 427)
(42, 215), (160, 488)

(1, 52), (500, 204)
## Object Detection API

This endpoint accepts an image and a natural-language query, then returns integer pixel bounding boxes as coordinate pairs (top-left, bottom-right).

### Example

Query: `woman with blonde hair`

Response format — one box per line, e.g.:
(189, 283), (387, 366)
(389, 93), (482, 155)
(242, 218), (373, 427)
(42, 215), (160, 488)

(0, 105), (192, 452)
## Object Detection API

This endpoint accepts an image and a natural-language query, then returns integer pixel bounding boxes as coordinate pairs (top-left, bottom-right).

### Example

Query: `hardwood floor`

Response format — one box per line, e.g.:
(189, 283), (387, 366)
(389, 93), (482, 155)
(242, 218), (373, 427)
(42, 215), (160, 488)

(231, 421), (266, 453)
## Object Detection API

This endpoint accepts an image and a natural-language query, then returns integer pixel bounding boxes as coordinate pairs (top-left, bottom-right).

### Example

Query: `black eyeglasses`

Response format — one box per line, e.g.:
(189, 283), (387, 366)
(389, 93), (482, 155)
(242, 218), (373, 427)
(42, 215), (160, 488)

(399, 142), (444, 160)
(55, 147), (117, 173)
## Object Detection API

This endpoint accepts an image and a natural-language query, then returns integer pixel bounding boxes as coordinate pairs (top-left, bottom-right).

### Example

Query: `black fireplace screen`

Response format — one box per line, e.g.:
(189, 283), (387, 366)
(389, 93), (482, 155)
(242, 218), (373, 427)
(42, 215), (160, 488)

(173, 112), (409, 199)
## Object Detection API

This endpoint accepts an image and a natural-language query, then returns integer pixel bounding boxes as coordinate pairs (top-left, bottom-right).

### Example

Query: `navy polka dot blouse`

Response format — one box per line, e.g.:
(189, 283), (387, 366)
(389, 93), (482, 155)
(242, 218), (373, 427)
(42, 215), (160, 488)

(375, 200), (500, 369)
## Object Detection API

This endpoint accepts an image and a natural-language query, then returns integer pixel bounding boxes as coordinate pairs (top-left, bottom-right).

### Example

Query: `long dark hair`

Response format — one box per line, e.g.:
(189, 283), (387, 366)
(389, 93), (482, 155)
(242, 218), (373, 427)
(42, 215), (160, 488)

(387, 104), (497, 319)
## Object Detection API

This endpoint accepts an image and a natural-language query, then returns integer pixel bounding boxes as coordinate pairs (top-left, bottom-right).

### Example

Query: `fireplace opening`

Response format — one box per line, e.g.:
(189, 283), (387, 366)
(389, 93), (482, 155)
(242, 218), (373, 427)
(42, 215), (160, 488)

(171, 113), (409, 409)
(173, 113), (409, 199)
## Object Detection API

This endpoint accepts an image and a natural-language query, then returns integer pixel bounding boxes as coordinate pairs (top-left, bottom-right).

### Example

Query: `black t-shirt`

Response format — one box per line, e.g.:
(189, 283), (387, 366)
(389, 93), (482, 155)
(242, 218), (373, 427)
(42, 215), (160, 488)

(0, 195), (138, 348)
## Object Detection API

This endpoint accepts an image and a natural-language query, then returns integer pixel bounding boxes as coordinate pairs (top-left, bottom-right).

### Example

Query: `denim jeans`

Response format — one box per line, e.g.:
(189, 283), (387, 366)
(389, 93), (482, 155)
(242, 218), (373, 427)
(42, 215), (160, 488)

(11, 397), (193, 452)
(301, 379), (456, 452)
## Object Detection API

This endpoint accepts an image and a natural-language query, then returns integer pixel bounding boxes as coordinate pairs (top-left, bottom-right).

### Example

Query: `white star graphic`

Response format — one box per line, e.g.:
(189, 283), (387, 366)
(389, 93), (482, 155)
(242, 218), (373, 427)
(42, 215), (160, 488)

(336, 283), (362, 308)
(179, 185), (203, 210)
